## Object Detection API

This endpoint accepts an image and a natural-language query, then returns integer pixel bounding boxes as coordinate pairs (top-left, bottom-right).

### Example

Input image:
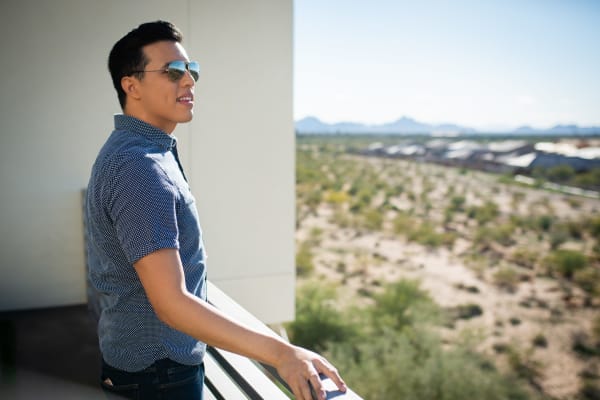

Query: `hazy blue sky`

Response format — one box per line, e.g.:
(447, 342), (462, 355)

(294, 0), (600, 130)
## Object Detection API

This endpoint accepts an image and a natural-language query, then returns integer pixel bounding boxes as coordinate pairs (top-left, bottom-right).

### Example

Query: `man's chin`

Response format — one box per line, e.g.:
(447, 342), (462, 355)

(179, 111), (194, 123)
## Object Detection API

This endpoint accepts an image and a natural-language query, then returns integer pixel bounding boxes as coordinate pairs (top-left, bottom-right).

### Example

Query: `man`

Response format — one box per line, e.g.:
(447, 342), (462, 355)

(85, 20), (346, 400)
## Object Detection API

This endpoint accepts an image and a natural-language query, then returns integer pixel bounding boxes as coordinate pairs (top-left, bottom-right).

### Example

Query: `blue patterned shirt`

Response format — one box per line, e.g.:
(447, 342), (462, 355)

(85, 114), (207, 371)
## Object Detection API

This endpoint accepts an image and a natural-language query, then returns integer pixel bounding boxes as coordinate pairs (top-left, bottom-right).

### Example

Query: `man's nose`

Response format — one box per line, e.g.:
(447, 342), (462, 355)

(181, 70), (195, 86)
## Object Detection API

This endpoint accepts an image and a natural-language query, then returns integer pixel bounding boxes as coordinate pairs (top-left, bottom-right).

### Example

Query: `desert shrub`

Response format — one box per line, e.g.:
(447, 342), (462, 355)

(506, 346), (543, 385)
(593, 316), (600, 342)
(330, 209), (353, 229)
(493, 266), (521, 292)
(546, 164), (576, 182)
(408, 222), (456, 248)
(536, 214), (554, 232)
(359, 208), (384, 231)
(574, 167), (600, 189)
(579, 380), (600, 400)
(511, 247), (538, 269)
(307, 227), (323, 245)
(532, 334), (548, 348)
(473, 223), (515, 247)
(565, 196), (582, 209)
(446, 303), (483, 321)
(449, 195), (466, 212)
(510, 214), (538, 231)
(391, 210), (412, 231)
(468, 200), (500, 225)
(574, 267), (600, 296)
(511, 191), (526, 207)
(324, 190), (350, 204)
(301, 187), (323, 212)
(572, 330), (600, 357)
(464, 252), (489, 278)
(370, 279), (439, 332)
(329, 328), (531, 400)
(348, 180), (378, 212)
(496, 223), (517, 246)
(588, 216), (600, 241)
(564, 220), (585, 240)
(286, 281), (357, 352)
(571, 317), (600, 357)
(295, 242), (315, 277)
(548, 223), (571, 249)
(544, 249), (588, 279)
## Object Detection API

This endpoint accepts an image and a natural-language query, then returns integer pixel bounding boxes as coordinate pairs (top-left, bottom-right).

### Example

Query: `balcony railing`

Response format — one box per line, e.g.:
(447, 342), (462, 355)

(204, 281), (362, 399)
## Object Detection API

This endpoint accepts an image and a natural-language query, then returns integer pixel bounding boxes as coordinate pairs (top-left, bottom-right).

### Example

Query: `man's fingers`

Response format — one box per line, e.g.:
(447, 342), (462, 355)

(309, 372), (326, 400)
(298, 377), (316, 400)
(313, 357), (347, 393)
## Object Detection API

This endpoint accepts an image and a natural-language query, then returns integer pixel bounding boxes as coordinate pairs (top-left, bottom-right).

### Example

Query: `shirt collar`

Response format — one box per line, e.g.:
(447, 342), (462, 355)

(114, 114), (177, 150)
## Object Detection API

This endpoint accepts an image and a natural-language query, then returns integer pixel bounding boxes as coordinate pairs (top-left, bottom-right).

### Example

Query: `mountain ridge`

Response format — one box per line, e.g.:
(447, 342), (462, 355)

(295, 116), (600, 135)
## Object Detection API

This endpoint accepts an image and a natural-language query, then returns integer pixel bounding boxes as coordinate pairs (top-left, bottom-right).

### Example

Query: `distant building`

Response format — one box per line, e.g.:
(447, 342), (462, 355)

(361, 138), (600, 176)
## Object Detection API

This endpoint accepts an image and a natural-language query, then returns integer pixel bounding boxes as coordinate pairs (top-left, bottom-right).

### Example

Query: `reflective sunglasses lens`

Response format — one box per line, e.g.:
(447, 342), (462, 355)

(188, 61), (200, 81)
(166, 61), (186, 81)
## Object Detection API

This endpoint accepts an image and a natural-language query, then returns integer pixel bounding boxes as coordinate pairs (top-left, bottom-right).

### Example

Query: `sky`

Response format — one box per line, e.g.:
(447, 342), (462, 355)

(294, 0), (600, 131)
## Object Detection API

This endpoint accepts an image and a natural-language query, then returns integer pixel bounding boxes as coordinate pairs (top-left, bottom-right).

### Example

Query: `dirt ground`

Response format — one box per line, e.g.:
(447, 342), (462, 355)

(296, 154), (600, 399)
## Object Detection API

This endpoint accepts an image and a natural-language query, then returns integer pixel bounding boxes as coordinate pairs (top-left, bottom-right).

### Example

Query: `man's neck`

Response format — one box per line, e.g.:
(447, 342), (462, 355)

(122, 108), (176, 135)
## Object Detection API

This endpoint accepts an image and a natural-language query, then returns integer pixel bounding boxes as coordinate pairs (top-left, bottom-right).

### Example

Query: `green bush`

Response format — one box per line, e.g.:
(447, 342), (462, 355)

(506, 346), (543, 385)
(329, 328), (531, 400)
(286, 281), (357, 352)
(295, 242), (315, 277)
(370, 279), (439, 332)
(511, 247), (538, 269)
(548, 223), (570, 249)
(536, 215), (554, 232)
(473, 223), (515, 247)
(493, 267), (521, 292)
(579, 380), (600, 400)
(408, 222), (456, 248)
(349, 187), (375, 213)
(588, 216), (600, 241)
(545, 249), (588, 279)
(392, 211), (414, 235)
(532, 334), (548, 348)
(446, 303), (483, 321)
(360, 208), (384, 231)
(593, 316), (600, 342)
(574, 167), (600, 189)
(468, 200), (500, 225)
(324, 190), (350, 204)
(546, 164), (576, 182)
(574, 267), (600, 296)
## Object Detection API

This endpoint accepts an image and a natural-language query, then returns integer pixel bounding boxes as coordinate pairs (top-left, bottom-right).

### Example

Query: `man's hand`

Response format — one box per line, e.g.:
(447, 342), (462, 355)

(275, 345), (347, 400)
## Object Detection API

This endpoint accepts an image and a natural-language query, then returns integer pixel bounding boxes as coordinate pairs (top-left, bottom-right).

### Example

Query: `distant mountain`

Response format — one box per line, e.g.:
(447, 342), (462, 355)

(295, 116), (477, 134)
(295, 116), (600, 135)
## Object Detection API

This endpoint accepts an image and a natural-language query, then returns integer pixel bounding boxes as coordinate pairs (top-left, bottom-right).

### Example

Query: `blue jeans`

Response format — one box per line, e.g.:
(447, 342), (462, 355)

(101, 358), (204, 400)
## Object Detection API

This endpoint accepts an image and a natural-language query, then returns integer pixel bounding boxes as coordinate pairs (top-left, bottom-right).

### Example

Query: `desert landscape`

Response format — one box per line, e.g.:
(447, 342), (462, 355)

(294, 136), (600, 399)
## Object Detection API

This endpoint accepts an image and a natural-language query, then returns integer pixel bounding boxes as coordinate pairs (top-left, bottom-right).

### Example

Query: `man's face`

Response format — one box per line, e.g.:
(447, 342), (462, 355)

(131, 41), (195, 133)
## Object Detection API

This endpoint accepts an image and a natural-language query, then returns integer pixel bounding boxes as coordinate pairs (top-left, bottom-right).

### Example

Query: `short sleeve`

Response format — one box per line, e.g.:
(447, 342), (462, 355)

(106, 154), (180, 264)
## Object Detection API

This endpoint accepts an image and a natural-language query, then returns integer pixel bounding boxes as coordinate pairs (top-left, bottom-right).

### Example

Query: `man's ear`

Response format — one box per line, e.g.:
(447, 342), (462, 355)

(121, 76), (142, 101)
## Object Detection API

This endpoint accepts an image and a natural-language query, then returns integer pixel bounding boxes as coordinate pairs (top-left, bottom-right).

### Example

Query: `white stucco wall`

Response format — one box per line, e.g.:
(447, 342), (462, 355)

(0, 0), (294, 323)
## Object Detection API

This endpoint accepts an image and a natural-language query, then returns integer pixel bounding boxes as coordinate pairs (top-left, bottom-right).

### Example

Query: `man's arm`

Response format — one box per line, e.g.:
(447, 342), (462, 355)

(134, 248), (347, 400)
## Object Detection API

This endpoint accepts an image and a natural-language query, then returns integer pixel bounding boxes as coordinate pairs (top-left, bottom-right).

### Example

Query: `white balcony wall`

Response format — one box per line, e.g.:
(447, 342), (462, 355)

(0, 0), (294, 323)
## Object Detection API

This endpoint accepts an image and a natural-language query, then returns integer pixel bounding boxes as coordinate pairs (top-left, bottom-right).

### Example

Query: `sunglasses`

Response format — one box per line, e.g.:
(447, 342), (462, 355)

(132, 60), (200, 82)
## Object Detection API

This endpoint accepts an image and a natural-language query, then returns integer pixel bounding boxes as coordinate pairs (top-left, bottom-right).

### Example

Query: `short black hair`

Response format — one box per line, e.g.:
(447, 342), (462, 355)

(108, 20), (183, 109)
